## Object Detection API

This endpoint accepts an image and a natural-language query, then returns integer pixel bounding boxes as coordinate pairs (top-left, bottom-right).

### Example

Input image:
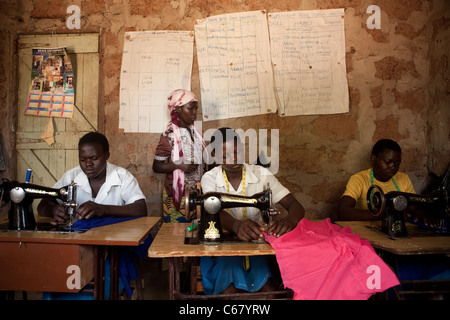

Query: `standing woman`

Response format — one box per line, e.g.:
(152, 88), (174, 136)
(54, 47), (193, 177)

(153, 89), (206, 223)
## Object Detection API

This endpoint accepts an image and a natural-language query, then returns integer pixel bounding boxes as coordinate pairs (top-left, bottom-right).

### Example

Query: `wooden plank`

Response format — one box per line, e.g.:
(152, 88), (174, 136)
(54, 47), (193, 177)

(0, 242), (94, 292)
(18, 53), (98, 133)
(17, 149), (58, 184)
(16, 131), (90, 149)
(17, 34), (99, 53)
(148, 222), (275, 258)
(16, 33), (99, 196)
(34, 148), (66, 184)
(0, 217), (161, 247)
(335, 221), (450, 255)
(65, 149), (79, 172)
(80, 53), (99, 130)
(17, 47), (34, 132)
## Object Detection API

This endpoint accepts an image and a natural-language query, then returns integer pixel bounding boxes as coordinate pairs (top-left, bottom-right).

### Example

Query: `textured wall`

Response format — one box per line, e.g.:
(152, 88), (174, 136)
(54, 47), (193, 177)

(0, 0), (448, 220)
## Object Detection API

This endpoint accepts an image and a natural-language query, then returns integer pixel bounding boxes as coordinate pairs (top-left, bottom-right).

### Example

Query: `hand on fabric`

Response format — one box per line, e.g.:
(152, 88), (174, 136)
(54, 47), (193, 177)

(233, 219), (265, 241)
(50, 204), (69, 225)
(267, 218), (297, 237)
(77, 201), (105, 220)
(407, 210), (439, 228)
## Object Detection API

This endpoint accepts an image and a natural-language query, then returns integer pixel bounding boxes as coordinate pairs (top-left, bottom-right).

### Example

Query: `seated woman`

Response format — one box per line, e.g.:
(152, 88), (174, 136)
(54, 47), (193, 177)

(338, 138), (449, 291)
(200, 127), (305, 295)
(37, 131), (147, 299)
(38, 131), (147, 223)
(338, 138), (415, 221)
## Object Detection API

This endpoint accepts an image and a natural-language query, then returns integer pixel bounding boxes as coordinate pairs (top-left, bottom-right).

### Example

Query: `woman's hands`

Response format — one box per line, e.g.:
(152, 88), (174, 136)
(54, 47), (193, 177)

(232, 219), (265, 241)
(231, 217), (297, 241)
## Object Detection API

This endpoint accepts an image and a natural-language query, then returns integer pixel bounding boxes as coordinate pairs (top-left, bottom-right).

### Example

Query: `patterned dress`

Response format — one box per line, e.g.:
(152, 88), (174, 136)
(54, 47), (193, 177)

(155, 126), (204, 222)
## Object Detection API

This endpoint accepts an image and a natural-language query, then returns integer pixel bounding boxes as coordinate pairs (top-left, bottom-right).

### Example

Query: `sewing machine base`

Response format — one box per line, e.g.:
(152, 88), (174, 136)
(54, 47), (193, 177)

(184, 231), (267, 245)
(381, 213), (408, 238)
(368, 221), (449, 240)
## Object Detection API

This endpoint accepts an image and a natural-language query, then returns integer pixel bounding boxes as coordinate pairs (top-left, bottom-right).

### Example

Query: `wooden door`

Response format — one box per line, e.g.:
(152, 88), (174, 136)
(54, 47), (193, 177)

(16, 34), (99, 190)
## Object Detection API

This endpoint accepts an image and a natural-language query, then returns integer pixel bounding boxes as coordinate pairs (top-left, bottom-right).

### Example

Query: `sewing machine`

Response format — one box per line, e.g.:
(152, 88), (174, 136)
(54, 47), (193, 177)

(0, 177), (78, 231)
(366, 185), (449, 238)
(185, 184), (279, 243)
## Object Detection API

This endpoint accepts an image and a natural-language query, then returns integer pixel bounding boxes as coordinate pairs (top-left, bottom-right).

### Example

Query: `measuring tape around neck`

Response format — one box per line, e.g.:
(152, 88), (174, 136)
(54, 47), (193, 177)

(223, 165), (250, 271)
(370, 169), (400, 191)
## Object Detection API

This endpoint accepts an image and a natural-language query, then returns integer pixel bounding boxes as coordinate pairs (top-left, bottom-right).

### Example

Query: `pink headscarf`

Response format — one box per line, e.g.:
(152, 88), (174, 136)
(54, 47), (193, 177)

(166, 89), (206, 211)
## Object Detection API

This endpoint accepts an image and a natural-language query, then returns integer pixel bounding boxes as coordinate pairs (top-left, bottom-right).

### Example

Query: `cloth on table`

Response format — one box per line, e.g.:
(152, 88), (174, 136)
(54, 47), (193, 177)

(265, 218), (400, 300)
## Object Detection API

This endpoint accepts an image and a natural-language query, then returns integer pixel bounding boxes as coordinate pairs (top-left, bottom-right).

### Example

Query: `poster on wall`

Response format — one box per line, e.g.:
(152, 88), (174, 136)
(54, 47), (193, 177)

(269, 8), (349, 116)
(24, 47), (75, 118)
(195, 10), (279, 122)
(119, 30), (195, 133)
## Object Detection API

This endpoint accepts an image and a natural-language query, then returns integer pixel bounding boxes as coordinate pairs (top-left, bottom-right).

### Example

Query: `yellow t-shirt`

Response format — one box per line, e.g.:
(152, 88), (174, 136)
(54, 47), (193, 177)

(342, 168), (416, 210)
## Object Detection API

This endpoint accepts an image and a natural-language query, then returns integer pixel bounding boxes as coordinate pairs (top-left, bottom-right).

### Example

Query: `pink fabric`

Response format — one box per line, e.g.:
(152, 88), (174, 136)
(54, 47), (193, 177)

(265, 218), (399, 300)
(166, 89), (204, 210)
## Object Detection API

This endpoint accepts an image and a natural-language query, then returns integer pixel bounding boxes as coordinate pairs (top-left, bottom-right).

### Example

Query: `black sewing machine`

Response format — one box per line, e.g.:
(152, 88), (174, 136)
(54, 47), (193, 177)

(185, 184), (279, 243)
(0, 177), (78, 231)
(366, 184), (449, 238)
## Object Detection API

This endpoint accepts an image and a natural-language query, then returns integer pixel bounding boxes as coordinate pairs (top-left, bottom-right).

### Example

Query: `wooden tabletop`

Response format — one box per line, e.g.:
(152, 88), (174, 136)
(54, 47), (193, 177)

(148, 222), (275, 258)
(336, 220), (450, 255)
(0, 216), (161, 246)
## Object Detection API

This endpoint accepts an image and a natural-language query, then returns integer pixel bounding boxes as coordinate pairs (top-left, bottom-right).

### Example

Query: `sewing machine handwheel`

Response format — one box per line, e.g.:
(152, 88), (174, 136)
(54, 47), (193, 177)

(184, 184), (192, 212)
(367, 185), (385, 217)
(185, 184), (202, 217)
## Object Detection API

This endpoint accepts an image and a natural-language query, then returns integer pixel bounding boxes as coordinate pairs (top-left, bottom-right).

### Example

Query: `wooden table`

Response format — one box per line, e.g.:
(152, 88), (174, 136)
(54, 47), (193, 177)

(148, 222), (291, 299)
(336, 220), (450, 298)
(0, 215), (161, 300)
(335, 220), (450, 255)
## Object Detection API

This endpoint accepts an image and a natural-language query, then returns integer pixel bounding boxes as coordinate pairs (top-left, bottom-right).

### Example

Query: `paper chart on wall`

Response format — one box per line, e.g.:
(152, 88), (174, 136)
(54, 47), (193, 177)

(268, 8), (349, 116)
(119, 31), (194, 133)
(195, 10), (279, 122)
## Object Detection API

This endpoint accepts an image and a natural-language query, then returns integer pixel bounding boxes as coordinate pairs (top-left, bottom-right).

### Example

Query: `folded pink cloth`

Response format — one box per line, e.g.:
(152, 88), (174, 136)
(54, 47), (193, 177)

(265, 218), (399, 300)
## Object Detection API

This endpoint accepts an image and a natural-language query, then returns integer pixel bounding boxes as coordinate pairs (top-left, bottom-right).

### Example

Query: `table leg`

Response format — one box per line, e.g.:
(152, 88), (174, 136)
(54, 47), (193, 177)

(190, 257), (199, 295)
(168, 258), (174, 300)
(168, 257), (182, 300)
(110, 247), (119, 300)
(94, 246), (105, 300)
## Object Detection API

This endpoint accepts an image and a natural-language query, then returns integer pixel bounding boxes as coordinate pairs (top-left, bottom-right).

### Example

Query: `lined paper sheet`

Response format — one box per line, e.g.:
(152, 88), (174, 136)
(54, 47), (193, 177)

(119, 31), (194, 133)
(195, 10), (279, 122)
(269, 9), (349, 116)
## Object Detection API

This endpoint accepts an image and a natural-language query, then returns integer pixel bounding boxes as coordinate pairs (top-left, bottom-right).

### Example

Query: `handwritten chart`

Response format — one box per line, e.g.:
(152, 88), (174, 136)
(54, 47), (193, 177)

(119, 31), (194, 133)
(195, 10), (278, 122)
(269, 9), (349, 116)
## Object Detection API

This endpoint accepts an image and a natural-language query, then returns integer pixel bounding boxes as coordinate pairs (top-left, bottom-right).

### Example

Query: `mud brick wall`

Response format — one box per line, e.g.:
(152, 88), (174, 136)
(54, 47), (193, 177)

(0, 0), (449, 219)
